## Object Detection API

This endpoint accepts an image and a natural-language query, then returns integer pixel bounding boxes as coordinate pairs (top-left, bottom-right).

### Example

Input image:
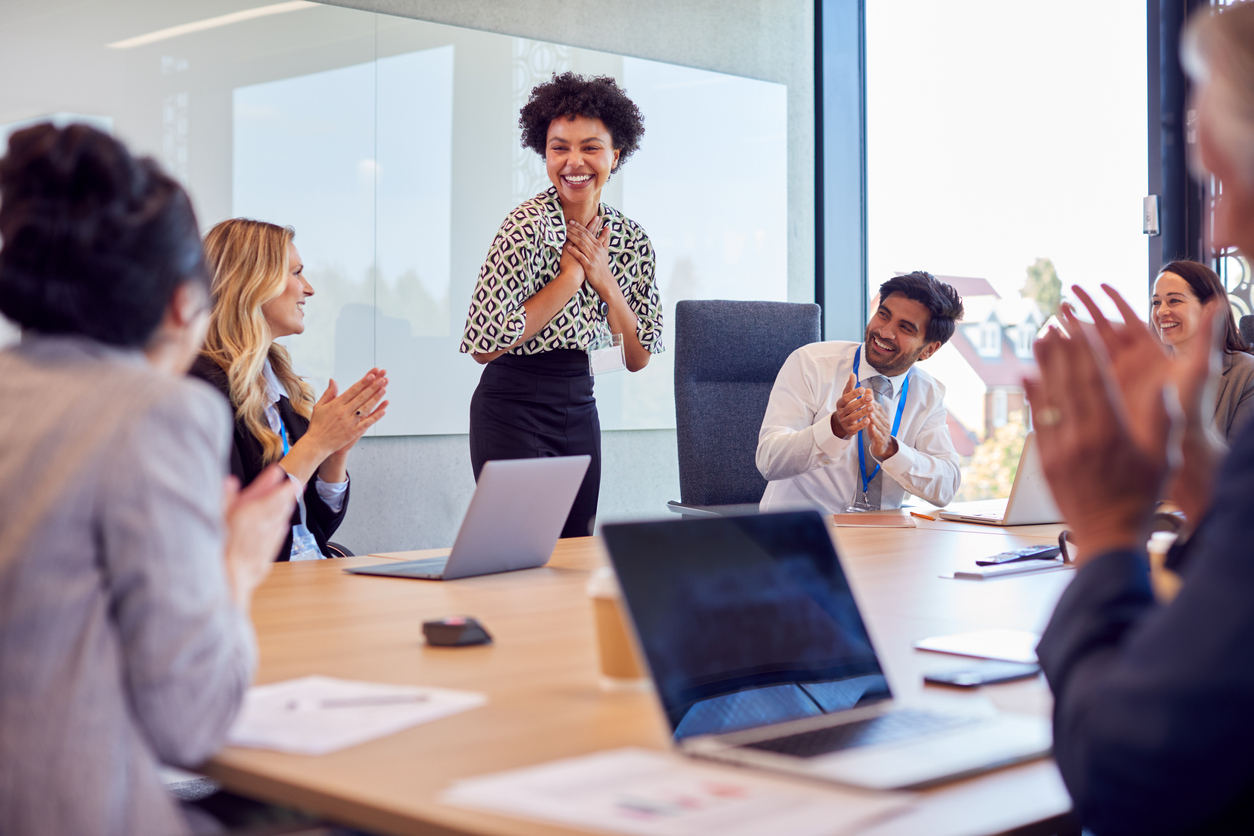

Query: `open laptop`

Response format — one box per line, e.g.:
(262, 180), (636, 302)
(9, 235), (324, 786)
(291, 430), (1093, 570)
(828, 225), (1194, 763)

(937, 432), (1063, 526)
(601, 511), (1051, 791)
(345, 455), (590, 581)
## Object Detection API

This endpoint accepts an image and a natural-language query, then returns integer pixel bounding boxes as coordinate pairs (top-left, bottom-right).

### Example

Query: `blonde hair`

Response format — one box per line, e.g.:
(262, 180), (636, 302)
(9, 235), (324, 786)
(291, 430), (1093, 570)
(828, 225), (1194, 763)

(201, 218), (314, 465)
(1184, 1), (1254, 185)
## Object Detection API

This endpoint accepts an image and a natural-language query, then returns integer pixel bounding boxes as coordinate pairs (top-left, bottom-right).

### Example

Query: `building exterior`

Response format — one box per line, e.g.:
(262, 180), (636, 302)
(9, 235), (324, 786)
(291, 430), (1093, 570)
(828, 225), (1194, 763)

(914, 275), (1043, 443)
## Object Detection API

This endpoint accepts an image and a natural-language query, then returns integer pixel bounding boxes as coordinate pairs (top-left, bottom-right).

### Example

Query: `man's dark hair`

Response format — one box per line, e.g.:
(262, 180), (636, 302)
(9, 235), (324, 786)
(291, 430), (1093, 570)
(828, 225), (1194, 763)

(0, 123), (207, 347)
(519, 72), (645, 172)
(877, 271), (964, 346)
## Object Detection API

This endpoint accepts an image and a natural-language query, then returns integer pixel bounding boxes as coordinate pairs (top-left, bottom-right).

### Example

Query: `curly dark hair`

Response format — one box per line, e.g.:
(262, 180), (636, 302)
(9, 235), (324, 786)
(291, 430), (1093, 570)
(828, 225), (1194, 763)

(519, 72), (645, 171)
(0, 123), (206, 347)
(878, 271), (964, 346)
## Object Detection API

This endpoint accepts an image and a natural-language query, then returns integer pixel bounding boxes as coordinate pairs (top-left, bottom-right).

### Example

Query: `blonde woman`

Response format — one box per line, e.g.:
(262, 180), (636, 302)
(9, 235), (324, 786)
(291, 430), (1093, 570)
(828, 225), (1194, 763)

(191, 219), (388, 561)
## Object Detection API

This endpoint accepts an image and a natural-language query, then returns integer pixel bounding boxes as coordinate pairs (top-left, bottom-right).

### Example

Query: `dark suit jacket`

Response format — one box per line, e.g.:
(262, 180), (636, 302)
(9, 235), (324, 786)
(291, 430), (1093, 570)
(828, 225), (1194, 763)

(1037, 419), (1254, 835)
(190, 356), (349, 561)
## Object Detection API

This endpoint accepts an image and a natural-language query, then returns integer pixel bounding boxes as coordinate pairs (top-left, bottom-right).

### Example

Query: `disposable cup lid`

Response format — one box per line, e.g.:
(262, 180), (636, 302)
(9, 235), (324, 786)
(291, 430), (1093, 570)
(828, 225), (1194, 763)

(586, 566), (620, 599)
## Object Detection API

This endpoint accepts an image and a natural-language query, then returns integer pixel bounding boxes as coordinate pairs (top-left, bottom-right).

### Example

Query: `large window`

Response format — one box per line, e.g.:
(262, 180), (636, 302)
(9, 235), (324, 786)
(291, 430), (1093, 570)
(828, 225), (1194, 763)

(866, 0), (1149, 500)
(0, 1), (788, 436)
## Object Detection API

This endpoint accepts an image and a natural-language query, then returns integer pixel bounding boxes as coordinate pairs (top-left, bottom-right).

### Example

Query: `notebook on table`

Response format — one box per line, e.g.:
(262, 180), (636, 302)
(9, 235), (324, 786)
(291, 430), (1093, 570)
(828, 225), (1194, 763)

(345, 455), (590, 581)
(601, 511), (1051, 791)
(938, 432), (1063, 526)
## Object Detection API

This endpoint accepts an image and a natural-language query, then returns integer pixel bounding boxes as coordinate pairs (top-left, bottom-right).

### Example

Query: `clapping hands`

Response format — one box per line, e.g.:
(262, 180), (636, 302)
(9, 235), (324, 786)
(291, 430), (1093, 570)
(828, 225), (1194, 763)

(1025, 284), (1219, 563)
(832, 374), (898, 458)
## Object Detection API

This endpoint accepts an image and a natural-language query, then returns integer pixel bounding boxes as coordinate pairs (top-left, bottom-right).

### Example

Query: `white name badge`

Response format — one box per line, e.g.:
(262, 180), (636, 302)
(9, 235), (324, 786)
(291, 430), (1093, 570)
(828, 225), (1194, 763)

(588, 333), (626, 375)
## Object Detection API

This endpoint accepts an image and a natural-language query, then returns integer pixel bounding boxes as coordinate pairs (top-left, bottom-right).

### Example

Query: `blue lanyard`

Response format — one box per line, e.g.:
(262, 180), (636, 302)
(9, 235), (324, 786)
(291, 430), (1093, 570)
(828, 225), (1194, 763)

(853, 344), (910, 495)
(279, 420), (290, 456)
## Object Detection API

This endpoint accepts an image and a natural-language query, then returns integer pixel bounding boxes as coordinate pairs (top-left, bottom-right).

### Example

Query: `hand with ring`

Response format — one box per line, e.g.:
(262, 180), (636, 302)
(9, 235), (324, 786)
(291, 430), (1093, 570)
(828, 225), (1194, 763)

(1067, 284), (1223, 525)
(1035, 407), (1062, 428)
(1024, 291), (1204, 565)
(279, 368), (389, 488)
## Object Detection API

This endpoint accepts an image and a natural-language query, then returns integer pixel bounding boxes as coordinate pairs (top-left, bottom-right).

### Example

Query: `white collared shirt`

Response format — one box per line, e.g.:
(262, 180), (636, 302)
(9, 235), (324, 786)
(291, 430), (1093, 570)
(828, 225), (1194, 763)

(756, 340), (961, 513)
(262, 362), (347, 560)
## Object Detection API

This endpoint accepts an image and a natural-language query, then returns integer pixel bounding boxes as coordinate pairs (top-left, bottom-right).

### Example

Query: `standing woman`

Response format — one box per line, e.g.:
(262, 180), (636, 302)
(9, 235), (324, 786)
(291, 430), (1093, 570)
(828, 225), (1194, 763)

(1150, 259), (1254, 441)
(460, 72), (664, 538)
(192, 219), (388, 561)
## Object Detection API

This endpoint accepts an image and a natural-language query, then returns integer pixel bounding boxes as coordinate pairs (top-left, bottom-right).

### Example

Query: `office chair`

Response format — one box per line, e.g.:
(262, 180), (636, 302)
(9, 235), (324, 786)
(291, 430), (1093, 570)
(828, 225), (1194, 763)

(669, 299), (822, 517)
(325, 542), (355, 557)
(1240, 315), (1254, 349)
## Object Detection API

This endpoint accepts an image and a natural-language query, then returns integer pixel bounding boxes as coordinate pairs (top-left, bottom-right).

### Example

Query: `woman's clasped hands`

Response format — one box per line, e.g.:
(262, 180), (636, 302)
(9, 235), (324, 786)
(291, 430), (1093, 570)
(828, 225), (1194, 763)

(566, 217), (614, 296)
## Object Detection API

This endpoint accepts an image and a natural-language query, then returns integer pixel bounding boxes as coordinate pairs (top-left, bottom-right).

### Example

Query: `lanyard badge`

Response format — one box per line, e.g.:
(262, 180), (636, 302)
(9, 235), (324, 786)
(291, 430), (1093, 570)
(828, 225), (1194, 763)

(844, 344), (910, 512)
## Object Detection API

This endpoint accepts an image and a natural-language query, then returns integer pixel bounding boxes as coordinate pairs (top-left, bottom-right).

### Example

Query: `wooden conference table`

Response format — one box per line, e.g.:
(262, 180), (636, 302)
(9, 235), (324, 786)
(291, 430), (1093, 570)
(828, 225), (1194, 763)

(206, 512), (1078, 836)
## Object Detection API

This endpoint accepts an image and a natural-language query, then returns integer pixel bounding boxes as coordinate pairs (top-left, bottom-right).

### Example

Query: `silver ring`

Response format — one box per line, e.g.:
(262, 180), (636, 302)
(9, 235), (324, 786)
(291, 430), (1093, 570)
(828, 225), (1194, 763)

(1036, 407), (1062, 427)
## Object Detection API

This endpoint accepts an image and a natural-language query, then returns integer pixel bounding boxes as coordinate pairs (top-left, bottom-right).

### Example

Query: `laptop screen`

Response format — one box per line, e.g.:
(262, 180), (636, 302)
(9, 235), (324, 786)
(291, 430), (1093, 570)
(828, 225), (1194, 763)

(603, 511), (891, 741)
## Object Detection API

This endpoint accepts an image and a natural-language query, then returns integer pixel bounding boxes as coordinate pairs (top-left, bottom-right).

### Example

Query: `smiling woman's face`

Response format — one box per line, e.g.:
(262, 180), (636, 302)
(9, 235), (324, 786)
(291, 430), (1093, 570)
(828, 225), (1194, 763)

(1151, 272), (1204, 349)
(545, 114), (620, 211)
(261, 242), (312, 340)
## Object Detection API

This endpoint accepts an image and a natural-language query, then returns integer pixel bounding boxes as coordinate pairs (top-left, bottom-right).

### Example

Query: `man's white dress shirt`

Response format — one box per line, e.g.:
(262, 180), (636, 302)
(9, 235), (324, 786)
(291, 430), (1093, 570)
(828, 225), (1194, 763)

(757, 340), (960, 513)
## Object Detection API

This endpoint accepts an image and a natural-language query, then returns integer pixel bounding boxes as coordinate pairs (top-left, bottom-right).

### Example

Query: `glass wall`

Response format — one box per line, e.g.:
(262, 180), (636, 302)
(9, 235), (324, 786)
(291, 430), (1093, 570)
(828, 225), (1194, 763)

(866, 0), (1149, 500)
(0, 1), (788, 435)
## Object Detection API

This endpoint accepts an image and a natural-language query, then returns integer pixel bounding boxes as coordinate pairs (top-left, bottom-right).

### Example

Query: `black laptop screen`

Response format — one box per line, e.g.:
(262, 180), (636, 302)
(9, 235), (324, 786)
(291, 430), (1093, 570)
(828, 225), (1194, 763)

(602, 511), (891, 741)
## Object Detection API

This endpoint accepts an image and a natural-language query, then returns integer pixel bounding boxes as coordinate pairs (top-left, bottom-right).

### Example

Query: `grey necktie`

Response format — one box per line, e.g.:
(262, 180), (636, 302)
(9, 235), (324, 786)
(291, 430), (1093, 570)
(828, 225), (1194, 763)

(860, 376), (894, 510)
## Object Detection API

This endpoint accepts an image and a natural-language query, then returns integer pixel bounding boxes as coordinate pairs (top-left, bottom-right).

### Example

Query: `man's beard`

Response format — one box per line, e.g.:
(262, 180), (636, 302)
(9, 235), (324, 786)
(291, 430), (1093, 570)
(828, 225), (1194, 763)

(863, 327), (923, 376)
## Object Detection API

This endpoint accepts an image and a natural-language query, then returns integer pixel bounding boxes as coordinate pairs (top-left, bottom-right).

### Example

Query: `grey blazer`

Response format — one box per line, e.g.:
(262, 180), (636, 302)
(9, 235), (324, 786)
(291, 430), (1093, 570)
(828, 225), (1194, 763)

(0, 335), (255, 836)
(1214, 351), (1254, 443)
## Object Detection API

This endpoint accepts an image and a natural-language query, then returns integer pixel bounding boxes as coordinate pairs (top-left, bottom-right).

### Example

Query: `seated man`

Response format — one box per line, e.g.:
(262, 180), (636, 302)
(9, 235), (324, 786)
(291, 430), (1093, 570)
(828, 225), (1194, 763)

(757, 271), (963, 513)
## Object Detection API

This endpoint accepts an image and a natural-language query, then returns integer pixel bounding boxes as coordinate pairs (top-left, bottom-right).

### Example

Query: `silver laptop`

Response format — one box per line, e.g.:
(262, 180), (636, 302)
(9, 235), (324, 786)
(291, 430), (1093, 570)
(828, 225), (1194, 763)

(938, 432), (1063, 526)
(601, 511), (1051, 791)
(345, 455), (590, 581)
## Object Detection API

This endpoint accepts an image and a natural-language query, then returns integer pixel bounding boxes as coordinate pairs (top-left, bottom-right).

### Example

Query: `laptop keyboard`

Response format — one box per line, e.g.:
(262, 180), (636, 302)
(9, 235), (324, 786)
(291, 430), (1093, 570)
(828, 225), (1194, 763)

(743, 709), (980, 758)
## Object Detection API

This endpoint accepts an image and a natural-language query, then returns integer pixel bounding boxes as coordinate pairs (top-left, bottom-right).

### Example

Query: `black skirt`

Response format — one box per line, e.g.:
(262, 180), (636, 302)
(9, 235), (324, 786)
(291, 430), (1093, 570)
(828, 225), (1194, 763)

(468, 349), (600, 538)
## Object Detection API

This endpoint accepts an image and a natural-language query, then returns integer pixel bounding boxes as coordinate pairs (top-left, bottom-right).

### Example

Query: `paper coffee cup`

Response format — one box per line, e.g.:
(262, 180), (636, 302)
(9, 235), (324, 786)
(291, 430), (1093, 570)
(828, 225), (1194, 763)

(586, 567), (648, 691)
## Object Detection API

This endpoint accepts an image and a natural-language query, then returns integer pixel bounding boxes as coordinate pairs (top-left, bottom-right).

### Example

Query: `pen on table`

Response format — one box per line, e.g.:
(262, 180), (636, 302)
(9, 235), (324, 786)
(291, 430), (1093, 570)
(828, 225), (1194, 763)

(285, 693), (429, 710)
(910, 511), (936, 521)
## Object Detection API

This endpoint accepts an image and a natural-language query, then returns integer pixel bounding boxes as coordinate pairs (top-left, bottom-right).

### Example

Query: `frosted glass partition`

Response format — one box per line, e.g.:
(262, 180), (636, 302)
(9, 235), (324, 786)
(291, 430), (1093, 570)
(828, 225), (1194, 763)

(0, 1), (788, 434)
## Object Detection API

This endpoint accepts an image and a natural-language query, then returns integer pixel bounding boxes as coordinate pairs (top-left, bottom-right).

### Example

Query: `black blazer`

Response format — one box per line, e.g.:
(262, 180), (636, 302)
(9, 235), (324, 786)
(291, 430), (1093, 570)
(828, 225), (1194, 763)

(190, 356), (349, 561)
(1037, 417), (1254, 835)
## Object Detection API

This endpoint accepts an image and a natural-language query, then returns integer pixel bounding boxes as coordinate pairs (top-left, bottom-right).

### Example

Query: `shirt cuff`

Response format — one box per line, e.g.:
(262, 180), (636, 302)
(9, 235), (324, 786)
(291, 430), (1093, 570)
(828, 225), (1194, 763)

(315, 475), (349, 513)
(636, 316), (664, 354)
(813, 410), (854, 463)
(878, 438), (918, 481)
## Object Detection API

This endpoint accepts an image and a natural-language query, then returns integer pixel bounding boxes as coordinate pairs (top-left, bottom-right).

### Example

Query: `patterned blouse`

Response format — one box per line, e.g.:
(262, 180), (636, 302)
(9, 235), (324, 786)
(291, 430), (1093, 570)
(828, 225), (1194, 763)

(459, 187), (664, 357)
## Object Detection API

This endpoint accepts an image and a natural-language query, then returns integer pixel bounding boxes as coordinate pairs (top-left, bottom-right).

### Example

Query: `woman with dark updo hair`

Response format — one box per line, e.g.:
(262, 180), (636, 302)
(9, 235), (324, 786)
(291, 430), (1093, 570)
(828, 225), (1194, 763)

(459, 72), (664, 538)
(0, 124), (293, 836)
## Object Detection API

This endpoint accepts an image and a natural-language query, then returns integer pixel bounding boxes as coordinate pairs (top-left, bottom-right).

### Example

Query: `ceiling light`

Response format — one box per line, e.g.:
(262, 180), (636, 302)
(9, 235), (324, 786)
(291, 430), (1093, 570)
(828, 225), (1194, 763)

(107, 1), (317, 50)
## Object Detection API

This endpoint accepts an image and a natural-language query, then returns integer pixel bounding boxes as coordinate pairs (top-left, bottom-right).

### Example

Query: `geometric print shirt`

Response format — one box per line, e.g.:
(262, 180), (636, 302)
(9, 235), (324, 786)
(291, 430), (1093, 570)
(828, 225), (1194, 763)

(459, 186), (664, 357)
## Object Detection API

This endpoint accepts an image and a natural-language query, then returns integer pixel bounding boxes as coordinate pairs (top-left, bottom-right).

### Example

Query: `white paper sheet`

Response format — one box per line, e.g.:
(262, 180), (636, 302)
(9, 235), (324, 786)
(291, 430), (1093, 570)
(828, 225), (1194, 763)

(914, 628), (1041, 664)
(443, 747), (913, 836)
(227, 675), (486, 755)
(942, 558), (1074, 580)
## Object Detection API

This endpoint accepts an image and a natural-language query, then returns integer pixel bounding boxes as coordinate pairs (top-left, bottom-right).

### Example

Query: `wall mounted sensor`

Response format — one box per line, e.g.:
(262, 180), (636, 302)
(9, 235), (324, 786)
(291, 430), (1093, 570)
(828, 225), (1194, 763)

(1143, 195), (1161, 236)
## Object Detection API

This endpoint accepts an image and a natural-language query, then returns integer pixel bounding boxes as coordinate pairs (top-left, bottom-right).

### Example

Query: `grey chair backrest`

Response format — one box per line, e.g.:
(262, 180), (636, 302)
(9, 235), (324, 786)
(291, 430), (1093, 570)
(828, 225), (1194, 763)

(1241, 315), (1254, 349)
(673, 300), (822, 507)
